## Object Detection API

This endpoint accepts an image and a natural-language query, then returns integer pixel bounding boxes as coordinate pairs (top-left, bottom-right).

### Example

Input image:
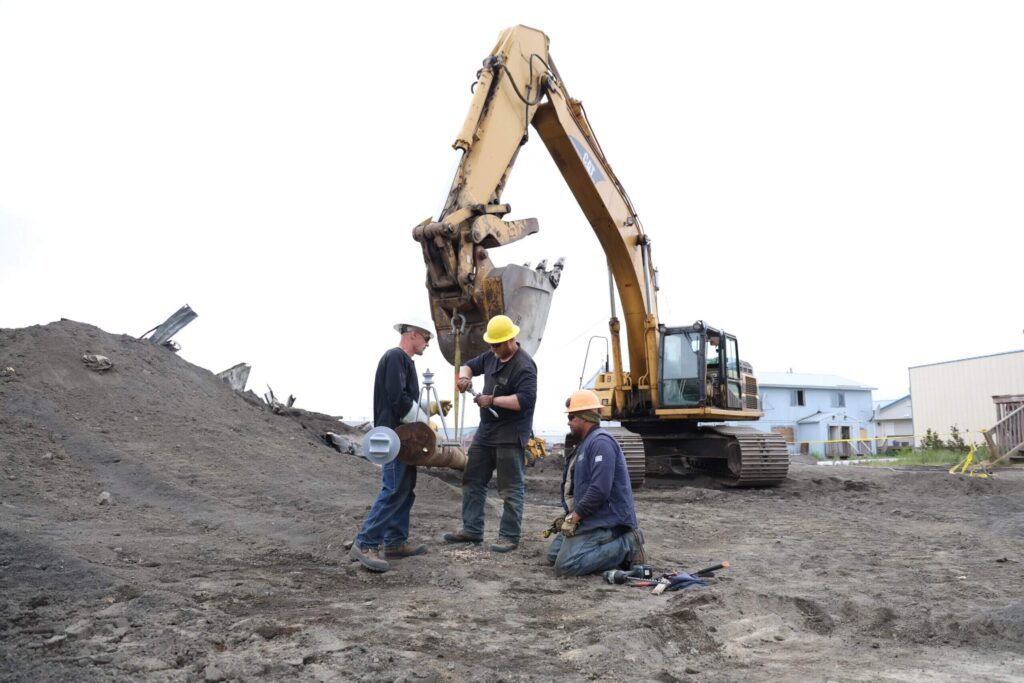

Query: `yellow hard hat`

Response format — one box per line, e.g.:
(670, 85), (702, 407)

(565, 389), (602, 413)
(482, 315), (520, 344)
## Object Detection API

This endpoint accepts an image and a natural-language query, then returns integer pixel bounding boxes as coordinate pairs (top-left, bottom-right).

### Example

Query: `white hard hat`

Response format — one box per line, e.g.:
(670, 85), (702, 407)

(394, 315), (435, 339)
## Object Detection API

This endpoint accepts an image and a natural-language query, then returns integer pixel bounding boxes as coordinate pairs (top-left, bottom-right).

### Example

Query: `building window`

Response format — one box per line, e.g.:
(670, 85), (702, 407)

(791, 390), (805, 407)
(831, 391), (846, 408)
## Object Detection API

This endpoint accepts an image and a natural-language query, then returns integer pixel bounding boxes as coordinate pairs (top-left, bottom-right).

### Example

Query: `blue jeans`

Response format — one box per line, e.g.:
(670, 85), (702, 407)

(355, 459), (417, 549)
(546, 527), (636, 576)
(461, 443), (524, 542)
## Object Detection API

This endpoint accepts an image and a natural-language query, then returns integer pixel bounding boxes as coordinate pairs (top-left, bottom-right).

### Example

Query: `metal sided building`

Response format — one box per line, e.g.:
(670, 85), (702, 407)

(908, 350), (1024, 446)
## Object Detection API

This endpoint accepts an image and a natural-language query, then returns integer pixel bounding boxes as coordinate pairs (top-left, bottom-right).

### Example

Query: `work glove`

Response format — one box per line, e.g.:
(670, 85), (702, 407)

(561, 516), (578, 538)
(456, 376), (472, 392)
(542, 514), (565, 539)
(429, 400), (452, 416)
(401, 399), (432, 424)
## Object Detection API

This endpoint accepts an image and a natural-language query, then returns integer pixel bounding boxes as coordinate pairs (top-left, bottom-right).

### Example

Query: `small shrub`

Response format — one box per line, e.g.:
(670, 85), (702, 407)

(921, 428), (944, 450)
(946, 425), (968, 452)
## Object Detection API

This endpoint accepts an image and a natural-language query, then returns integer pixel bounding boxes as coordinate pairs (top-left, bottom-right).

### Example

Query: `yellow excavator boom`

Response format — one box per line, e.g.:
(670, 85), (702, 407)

(414, 26), (789, 486)
(413, 25), (658, 408)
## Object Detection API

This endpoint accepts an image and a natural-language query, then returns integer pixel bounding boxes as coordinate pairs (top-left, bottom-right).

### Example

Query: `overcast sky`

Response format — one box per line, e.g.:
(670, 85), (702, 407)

(2, 1), (1021, 433)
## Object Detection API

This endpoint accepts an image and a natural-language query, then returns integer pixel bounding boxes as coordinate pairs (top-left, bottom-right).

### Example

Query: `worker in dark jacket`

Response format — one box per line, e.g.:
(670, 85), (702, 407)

(444, 315), (537, 553)
(547, 389), (646, 576)
(350, 318), (436, 573)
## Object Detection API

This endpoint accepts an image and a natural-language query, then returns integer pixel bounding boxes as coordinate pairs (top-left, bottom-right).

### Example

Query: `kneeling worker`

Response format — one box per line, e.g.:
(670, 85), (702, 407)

(548, 389), (646, 576)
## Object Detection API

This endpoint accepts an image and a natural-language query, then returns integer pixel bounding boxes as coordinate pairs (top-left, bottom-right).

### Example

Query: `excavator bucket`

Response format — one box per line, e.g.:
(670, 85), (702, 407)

(433, 263), (559, 364)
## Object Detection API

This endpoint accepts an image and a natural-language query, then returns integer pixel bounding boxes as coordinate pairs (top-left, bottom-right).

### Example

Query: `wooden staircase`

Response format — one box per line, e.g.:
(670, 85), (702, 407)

(982, 395), (1024, 466)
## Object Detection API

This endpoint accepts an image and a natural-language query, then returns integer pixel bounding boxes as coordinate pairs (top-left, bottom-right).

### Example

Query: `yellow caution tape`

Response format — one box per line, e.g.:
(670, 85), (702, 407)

(949, 445), (989, 478)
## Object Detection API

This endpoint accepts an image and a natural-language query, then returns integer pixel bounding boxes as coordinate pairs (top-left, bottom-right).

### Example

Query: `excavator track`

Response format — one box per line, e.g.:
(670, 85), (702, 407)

(702, 426), (790, 487)
(605, 428), (646, 490)
(610, 426), (789, 489)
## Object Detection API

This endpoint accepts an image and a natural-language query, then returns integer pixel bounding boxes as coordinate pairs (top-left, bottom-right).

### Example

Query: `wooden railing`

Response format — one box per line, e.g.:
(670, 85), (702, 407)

(877, 437), (914, 452)
(983, 395), (1024, 466)
(823, 440), (877, 458)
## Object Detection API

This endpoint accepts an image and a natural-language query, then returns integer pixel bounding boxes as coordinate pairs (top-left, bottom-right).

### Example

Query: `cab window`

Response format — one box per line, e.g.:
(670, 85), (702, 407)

(661, 331), (702, 406)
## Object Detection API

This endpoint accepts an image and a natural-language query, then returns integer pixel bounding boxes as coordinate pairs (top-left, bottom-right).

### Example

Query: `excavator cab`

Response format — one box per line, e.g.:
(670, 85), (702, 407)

(658, 323), (744, 411)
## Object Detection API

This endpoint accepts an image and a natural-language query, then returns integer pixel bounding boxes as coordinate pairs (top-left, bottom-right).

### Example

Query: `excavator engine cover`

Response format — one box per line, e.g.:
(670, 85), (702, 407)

(435, 263), (556, 364)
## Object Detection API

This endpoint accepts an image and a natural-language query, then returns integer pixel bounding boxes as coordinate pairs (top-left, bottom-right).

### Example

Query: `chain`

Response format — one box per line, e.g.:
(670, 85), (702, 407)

(450, 312), (466, 439)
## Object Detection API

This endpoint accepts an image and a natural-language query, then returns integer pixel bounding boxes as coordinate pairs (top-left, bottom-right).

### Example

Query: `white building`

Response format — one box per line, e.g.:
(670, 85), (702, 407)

(873, 395), (913, 451)
(909, 350), (1024, 446)
(749, 372), (875, 457)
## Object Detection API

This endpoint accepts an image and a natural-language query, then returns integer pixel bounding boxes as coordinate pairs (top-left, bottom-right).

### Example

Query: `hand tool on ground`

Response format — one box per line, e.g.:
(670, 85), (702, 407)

(652, 561), (730, 594)
(692, 560), (730, 577)
(604, 560), (730, 593)
(465, 386), (499, 418)
(602, 564), (654, 585)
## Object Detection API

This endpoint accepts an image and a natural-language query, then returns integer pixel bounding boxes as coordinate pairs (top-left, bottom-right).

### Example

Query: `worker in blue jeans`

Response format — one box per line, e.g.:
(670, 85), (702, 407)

(350, 318), (438, 573)
(547, 389), (646, 576)
(443, 315), (537, 553)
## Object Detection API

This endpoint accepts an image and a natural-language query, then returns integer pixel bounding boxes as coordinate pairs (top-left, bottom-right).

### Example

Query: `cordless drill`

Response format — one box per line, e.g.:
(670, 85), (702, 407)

(602, 564), (654, 584)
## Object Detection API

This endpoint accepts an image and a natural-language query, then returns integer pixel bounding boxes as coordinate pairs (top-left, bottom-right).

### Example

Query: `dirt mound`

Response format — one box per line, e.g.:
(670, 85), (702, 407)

(2, 320), (1024, 681)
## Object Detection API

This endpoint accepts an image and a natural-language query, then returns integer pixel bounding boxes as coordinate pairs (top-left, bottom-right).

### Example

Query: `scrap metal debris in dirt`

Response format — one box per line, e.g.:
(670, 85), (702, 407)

(81, 354), (113, 372)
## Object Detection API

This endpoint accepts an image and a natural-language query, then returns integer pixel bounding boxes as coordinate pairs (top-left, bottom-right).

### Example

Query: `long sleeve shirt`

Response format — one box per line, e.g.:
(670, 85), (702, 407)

(372, 347), (418, 429)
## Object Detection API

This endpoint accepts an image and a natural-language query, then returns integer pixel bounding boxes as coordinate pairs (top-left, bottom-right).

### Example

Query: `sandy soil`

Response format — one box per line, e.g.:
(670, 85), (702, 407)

(2, 320), (1023, 682)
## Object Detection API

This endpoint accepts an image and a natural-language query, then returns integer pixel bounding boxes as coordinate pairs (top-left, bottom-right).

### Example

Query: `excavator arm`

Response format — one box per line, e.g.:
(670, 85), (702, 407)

(413, 27), (561, 363)
(531, 67), (661, 411)
(416, 26), (790, 487)
(414, 25), (660, 410)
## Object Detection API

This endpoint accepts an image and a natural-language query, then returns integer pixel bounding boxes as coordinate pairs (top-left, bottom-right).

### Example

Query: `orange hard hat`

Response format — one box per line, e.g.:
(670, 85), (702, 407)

(565, 389), (602, 413)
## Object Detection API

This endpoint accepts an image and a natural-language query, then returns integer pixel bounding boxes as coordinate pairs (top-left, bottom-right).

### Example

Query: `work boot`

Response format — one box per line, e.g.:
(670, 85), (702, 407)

(348, 545), (390, 573)
(384, 542), (428, 559)
(490, 537), (519, 553)
(442, 530), (483, 545)
(629, 529), (648, 566)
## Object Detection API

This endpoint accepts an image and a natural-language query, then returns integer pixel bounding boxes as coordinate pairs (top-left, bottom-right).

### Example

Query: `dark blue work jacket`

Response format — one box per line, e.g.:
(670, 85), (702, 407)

(561, 426), (638, 534)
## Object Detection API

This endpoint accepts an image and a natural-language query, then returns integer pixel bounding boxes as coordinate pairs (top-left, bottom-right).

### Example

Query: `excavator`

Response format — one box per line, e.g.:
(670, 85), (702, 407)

(413, 25), (788, 487)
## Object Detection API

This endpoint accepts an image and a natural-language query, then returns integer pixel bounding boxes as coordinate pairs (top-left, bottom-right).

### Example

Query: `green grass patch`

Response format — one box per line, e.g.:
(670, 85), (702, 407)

(865, 448), (979, 467)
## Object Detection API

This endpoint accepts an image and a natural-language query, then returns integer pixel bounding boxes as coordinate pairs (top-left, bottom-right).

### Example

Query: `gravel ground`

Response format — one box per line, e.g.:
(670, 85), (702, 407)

(2, 320), (1022, 682)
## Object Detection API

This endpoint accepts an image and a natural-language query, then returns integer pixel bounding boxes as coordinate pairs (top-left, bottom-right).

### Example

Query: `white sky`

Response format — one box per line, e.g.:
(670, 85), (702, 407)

(2, 1), (1022, 432)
